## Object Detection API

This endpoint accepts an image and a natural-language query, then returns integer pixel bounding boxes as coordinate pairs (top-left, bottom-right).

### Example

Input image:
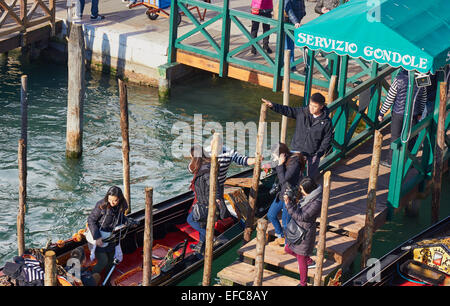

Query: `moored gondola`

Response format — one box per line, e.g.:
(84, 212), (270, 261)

(343, 216), (450, 286)
(0, 169), (276, 286)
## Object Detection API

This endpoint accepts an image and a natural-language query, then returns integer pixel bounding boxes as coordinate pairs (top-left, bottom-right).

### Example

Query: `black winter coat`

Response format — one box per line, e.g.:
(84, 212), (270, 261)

(285, 185), (322, 256)
(271, 103), (333, 157)
(191, 163), (228, 222)
(275, 154), (303, 202)
(87, 199), (128, 252)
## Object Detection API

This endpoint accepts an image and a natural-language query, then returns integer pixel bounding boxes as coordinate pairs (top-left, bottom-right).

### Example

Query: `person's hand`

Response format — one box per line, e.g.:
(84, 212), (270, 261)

(294, 23), (301, 28)
(261, 98), (273, 108)
(95, 238), (103, 247)
(378, 115), (384, 122)
(321, 7), (330, 14)
(283, 194), (290, 205)
(278, 153), (286, 165)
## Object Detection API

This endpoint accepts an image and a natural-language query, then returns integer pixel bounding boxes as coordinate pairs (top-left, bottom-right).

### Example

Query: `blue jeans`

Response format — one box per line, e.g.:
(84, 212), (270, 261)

(285, 35), (295, 69)
(76, 0), (99, 18)
(267, 197), (291, 237)
(187, 211), (206, 242)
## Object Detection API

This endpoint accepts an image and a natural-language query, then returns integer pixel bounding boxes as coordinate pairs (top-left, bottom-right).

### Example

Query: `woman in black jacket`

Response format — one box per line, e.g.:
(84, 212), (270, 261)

(186, 146), (222, 254)
(267, 143), (305, 246)
(283, 177), (322, 286)
(87, 186), (128, 276)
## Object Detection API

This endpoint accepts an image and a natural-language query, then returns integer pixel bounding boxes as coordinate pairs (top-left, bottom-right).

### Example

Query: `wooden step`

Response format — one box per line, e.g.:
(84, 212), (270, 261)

(217, 261), (300, 286)
(266, 222), (359, 265)
(237, 238), (341, 283)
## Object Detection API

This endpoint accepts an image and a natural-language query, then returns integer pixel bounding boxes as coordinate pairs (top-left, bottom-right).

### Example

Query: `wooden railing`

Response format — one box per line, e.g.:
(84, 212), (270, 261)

(0, 0), (55, 39)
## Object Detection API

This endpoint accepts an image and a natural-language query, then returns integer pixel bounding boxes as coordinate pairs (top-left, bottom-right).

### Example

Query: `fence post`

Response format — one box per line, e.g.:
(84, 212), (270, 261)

(272, 0), (285, 92)
(253, 218), (268, 286)
(313, 171), (331, 286)
(431, 76), (447, 224)
(49, 0), (56, 36)
(142, 187), (153, 286)
(361, 129), (383, 268)
(118, 79), (131, 215)
(167, 0), (179, 63)
(202, 132), (221, 286)
(243, 103), (267, 243)
(219, 0), (230, 77)
(281, 50), (290, 144)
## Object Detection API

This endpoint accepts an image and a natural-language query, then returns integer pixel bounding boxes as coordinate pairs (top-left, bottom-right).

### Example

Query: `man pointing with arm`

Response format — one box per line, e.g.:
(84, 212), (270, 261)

(262, 93), (333, 179)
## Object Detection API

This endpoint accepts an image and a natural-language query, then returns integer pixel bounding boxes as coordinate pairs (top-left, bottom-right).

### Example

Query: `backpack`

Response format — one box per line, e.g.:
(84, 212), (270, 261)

(3, 255), (44, 286)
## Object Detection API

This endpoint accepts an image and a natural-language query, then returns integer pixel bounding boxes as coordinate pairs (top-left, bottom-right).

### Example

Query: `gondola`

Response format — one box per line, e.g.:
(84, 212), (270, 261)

(343, 216), (450, 286)
(0, 168), (276, 286)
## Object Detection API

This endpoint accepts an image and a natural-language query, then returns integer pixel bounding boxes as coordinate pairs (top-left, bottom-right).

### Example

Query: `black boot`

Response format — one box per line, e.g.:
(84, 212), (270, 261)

(263, 45), (272, 54)
(251, 46), (257, 55)
(191, 241), (204, 254)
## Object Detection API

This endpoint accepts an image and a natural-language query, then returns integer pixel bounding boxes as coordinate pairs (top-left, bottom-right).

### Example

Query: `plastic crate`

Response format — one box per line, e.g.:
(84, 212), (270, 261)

(144, 0), (171, 9)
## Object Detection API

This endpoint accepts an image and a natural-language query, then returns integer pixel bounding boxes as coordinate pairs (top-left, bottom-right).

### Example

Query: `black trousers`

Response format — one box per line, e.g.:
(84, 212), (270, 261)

(388, 112), (418, 163)
(250, 10), (272, 49)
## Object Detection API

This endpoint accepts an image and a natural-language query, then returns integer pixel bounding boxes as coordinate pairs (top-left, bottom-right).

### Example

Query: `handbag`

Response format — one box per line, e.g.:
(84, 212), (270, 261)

(251, 7), (260, 15)
(284, 218), (307, 245)
(192, 203), (208, 222)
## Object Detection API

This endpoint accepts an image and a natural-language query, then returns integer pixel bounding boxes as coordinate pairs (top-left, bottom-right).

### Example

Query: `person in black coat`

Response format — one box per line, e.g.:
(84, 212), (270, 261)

(186, 146), (223, 254)
(267, 143), (305, 245)
(87, 186), (128, 276)
(262, 93), (333, 179)
(283, 177), (322, 286)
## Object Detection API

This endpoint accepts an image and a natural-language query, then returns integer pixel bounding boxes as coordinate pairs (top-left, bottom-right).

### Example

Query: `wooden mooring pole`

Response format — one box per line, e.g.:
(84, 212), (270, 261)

(243, 103), (267, 243)
(281, 50), (290, 144)
(202, 133), (220, 286)
(17, 75), (28, 256)
(66, 23), (85, 159)
(142, 187), (153, 286)
(314, 170), (331, 286)
(118, 79), (131, 215)
(361, 129), (383, 269)
(44, 251), (57, 286)
(253, 218), (268, 286)
(431, 80), (448, 224)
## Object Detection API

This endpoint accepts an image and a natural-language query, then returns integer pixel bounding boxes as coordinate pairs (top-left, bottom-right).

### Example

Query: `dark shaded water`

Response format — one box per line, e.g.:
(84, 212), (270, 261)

(0, 53), (448, 286)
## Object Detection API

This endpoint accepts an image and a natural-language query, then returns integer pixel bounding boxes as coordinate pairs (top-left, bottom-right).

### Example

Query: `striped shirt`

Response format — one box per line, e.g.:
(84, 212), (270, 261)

(218, 146), (249, 187)
(380, 77), (427, 116)
(23, 259), (45, 282)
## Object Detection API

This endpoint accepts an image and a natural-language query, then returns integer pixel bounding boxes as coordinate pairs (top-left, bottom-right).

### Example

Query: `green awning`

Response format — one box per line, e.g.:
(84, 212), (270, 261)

(294, 0), (450, 74)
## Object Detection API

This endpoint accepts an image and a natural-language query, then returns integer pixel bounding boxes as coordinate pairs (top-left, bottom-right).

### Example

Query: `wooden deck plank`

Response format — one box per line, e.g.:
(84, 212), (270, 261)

(237, 238), (341, 279)
(217, 261), (300, 286)
(266, 223), (359, 264)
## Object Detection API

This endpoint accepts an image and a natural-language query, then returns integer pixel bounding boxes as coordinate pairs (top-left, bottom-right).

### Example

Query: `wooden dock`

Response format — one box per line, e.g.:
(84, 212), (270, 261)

(218, 127), (394, 286)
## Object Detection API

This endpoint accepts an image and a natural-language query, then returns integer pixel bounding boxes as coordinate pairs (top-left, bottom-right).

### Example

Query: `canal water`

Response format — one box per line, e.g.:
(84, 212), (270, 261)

(0, 52), (449, 285)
